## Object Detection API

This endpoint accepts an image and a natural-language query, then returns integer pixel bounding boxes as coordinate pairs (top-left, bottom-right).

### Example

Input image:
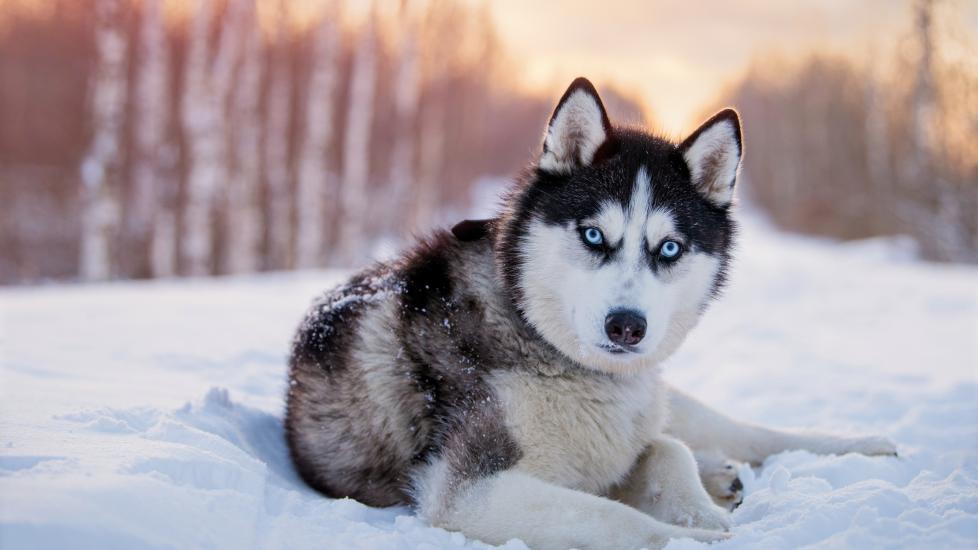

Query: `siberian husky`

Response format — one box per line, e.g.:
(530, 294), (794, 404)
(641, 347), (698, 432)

(286, 78), (896, 549)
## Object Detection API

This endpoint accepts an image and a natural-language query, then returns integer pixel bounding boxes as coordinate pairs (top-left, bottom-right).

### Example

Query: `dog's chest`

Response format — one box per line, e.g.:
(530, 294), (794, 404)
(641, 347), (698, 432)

(488, 368), (666, 494)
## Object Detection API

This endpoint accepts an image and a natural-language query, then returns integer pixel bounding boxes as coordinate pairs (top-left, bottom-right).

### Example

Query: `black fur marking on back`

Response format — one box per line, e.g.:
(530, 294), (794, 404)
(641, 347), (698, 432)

(399, 234), (455, 316)
(394, 233), (508, 467)
(287, 228), (529, 509)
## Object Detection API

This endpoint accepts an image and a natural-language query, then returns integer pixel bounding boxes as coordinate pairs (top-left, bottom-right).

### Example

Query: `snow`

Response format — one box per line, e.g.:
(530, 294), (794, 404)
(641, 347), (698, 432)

(1, 217), (976, 549)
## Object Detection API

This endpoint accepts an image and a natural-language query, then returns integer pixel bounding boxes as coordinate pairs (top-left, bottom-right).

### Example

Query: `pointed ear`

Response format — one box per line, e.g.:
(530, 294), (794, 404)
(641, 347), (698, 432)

(539, 77), (614, 174)
(680, 109), (743, 206)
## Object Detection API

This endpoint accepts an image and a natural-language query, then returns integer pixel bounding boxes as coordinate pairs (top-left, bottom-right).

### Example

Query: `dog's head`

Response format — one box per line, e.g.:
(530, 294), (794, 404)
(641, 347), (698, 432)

(494, 77), (741, 375)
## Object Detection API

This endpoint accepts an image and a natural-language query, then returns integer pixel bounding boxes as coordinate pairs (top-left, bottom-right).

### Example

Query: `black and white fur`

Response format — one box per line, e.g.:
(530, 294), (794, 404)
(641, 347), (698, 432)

(285, 78), (896, 549)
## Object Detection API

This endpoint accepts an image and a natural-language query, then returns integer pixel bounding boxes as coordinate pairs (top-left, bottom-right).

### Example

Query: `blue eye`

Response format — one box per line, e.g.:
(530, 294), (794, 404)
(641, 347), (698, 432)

(582, 227), (604, 247)
(660, 240), (682, 259)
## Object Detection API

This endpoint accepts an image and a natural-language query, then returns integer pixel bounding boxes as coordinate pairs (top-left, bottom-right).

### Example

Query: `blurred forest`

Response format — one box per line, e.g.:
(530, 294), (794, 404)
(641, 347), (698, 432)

(0, 0), (646, 283)
(0, 0), (974, 285)
(722, 0), (977, 262)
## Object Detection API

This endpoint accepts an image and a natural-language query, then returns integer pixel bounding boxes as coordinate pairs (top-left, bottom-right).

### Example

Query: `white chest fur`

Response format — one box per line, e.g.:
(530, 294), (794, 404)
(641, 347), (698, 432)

(488, 366), (666, 495)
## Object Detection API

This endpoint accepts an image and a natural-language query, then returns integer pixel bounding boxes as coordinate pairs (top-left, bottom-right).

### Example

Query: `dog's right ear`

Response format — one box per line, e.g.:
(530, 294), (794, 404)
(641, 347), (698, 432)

(539, 77), (614, 175)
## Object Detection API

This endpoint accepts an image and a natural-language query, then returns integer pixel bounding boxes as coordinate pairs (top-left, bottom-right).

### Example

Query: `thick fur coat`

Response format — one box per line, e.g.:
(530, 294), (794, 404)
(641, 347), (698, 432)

(286, 78), (896, 549)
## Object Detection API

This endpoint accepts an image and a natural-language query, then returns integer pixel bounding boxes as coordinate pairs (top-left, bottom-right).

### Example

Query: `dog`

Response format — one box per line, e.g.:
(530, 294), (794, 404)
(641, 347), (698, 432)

(285, 77), (896, 549)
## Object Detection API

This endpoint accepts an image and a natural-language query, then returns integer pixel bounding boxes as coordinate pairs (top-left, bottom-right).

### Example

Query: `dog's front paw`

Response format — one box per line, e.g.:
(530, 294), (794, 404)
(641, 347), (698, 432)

(700, 459), (745, 511)
(660, 498), (732, 532)
(696, 452), (746, 511)
(839, 435), (898, 457)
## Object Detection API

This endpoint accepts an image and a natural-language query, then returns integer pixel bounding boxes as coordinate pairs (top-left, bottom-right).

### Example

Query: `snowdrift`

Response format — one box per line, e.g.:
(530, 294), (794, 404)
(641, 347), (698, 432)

(2, 222), (976, 549)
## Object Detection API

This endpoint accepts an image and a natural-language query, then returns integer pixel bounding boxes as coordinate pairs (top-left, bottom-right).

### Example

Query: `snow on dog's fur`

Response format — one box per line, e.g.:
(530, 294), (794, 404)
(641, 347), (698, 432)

(285, 77), (897, 549)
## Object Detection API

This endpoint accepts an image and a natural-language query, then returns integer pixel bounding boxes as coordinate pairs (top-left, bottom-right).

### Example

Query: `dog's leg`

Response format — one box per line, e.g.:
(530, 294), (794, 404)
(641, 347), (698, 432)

(610, 437), (731, 531)
(665, 385), (898, 465)
(413, 402), (727, 550)
(415, 459), (727, 550)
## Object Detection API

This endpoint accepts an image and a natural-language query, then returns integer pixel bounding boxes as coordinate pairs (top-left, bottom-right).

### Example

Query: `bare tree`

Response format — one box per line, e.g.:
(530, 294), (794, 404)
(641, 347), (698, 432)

(723, 0), (976, 262)
(224, 0), (264, 274)
(905, 0), (937, 185)
(264, 0), (294, 270)
(910, 0), (972, 262)
(410, 1), (458, 234)
(295, 2), (341, 269)
(336, 10), (378, 264)
(130, 0), (175, 278)
(863, 49), (892, 223)
(181, 0), (247, 276)
(385, 0), (420, 235)
(79, 0), (127, 281)
(1, 0), (600, 284)
(179, 0), (214, 276)
(898, 0), (967, 261)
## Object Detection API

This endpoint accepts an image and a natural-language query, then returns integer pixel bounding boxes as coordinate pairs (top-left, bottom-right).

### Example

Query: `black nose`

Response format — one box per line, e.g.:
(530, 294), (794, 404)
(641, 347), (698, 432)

(604, 310), (647, 346)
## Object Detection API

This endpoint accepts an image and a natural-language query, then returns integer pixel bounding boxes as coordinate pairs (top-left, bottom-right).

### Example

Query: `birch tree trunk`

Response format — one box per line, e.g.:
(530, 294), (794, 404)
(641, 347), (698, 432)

(898, 0), (948, 259)
(386, 0), (420, 237)
(79, 0), (127, 281)
(410, 2), (456, 235)
(295, 2), (340, 269)
(863, 52), (892, 235)
(412, 87), (445, 234)
(179, 0), (214, 276)
(907, 0), (937, 184)
(181, 0), (246, 276)
(909, 0), (969, 262)
(336, 12), (378, 265)
(224, 0), (264, 274)
(130, 0), (172, 278)
(264, 0), (294, 270)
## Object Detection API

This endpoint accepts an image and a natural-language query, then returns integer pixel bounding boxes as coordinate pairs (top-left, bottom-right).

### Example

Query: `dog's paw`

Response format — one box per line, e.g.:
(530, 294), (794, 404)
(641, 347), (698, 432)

(839, 435), (898, 457)
(699, 457), (745, 511)
(660, 498), (732, 532)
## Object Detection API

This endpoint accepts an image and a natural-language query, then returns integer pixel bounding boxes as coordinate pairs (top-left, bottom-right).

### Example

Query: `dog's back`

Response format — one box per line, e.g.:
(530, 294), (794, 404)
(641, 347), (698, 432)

(285, 231), (525, 506)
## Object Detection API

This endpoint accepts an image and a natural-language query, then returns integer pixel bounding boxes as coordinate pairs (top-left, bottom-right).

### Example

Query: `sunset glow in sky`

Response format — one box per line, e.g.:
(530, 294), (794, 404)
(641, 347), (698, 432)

(10, 0), (972, 135)
(303, 0), (969, 134)
(481, 0), (978, 134)
(152, 0), (978, 134)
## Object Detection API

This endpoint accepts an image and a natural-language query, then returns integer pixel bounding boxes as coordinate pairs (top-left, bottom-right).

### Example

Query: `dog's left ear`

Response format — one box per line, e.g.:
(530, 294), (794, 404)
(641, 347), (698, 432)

(680, 109), (743, 207)
(451, 218), (492, 242)
(539, 77), (614, 174)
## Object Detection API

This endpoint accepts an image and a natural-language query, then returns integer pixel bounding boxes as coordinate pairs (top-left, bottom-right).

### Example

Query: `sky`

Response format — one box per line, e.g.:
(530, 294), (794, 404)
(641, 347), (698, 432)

(13, 0), (973, 136)
(259, 0), (976, 134)
(478, 0), (977, 134)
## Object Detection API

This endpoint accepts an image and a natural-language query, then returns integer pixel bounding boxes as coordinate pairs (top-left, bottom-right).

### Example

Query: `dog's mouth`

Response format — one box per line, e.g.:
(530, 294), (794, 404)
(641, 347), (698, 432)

(597, 342), (639, 355)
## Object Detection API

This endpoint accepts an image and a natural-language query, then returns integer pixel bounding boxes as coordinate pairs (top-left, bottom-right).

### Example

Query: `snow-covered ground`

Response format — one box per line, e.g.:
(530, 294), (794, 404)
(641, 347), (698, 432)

(1, 218), (976, 549)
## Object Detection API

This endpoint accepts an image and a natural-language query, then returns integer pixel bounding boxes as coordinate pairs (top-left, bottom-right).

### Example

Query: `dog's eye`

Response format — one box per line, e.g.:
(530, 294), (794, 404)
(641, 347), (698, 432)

(659, 240), (683, 260)
(581, 227), (604, 247)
